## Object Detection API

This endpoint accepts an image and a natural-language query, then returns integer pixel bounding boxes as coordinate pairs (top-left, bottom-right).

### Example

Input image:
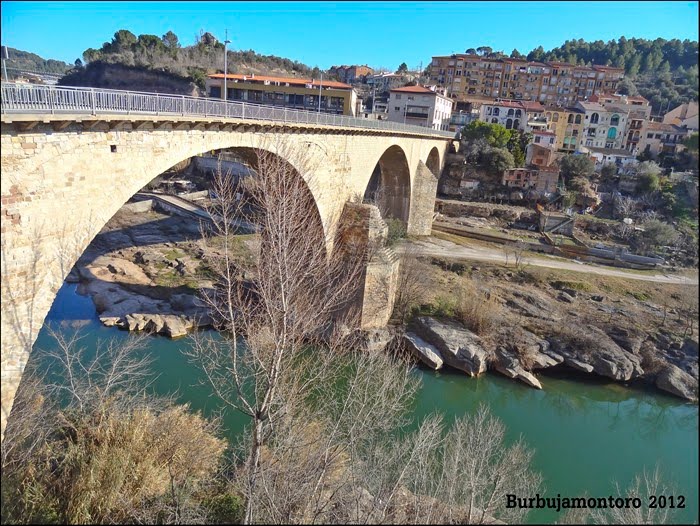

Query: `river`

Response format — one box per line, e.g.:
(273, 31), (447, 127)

(30, 283), (699, 524)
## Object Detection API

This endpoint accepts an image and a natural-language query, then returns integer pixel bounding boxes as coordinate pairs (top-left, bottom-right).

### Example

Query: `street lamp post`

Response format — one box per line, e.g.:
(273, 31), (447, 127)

(318, 72), (323, 113)
(223, 29), (231, 101)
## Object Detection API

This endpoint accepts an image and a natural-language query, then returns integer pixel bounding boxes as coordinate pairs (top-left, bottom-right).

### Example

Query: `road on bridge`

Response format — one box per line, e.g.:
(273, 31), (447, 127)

(402, 235), (699, 285)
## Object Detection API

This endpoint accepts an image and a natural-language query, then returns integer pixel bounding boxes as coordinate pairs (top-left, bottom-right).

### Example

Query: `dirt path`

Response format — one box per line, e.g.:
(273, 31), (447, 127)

(403, 236), (699, 285)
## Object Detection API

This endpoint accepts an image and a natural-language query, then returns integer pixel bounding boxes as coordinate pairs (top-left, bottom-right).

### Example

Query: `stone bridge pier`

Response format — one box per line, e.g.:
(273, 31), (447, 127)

(1, 113), (451, 435)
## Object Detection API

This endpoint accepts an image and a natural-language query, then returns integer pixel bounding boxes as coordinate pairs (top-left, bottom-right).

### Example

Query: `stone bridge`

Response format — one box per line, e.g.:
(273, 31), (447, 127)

(1, 84), (454, 435)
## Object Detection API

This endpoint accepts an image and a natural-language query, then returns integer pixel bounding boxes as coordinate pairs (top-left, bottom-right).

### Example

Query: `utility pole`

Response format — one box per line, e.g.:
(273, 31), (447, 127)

(1, 46), (9, 83)
(223, 29), (231, 101)
(318, 72), (323, 112)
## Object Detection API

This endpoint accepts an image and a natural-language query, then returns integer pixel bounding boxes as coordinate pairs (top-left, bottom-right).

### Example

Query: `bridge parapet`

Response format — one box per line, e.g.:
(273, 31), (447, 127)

(1, 83), (455, 139)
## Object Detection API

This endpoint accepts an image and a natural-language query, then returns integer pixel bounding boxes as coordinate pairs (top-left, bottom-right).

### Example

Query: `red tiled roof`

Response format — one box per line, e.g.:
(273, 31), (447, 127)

(207, 73), (353, 90)
(522, 101), (545, 111)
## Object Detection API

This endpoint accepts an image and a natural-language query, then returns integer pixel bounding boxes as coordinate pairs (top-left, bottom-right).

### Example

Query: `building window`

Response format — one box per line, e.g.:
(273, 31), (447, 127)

(535, 135), (541, 143)
(395, 107), (400, 111)
(607, 127), (617, 140)
(552, 113), (559, 122)
(395, 94), (402, 99)
(210, 86), (222, 98)
(610, 114), (620, 126)
(508, 109), (515, 117)
(568, 114), (574, 124)
(493, 108), (500, 116)
(515, 109), (522, 117)
(491, 118), (498, 123)
(506, 118), (513, 129)
(575, 115), (582, 124)
(590, 113), (599, 124)
(514, 119), (520, 129)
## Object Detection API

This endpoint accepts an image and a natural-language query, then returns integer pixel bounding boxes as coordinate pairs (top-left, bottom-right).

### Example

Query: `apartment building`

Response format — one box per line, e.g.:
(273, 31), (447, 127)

(329, 65), (374, 84)
(387, 85), (453, 130)
(575, 101), (629, 150)
(429, 54), (623, 106)
(366, 72), (413, 93)
(638, 121), (690, 159)
(206, 73), (358, 116)
(502, 166), (559, 194)
(544, 106), (585, 152)
(589, 93), (652, 152)
(479, 99), (546, 132)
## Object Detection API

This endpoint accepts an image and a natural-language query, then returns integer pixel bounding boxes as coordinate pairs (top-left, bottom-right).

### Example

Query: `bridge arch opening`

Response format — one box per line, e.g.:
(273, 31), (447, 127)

(362, 145), (411, 225)
(426, 147), (440, 177)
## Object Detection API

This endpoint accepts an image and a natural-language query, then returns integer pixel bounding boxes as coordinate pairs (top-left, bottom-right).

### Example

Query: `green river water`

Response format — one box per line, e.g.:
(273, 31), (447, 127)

(30, 283), (699, 524)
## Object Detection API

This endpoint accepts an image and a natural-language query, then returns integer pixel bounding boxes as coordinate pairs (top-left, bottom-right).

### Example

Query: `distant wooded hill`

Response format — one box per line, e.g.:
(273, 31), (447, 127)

(3, 47), (71, 74)
(64, 29), (322, 90)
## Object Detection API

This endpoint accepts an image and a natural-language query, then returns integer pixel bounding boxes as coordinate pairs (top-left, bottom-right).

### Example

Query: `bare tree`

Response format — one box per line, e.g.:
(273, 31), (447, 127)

(187, 141), (542, 525)
(506, 241), (527, 273)
(187, 141), (368, 524)
(590, 466), (677, 524)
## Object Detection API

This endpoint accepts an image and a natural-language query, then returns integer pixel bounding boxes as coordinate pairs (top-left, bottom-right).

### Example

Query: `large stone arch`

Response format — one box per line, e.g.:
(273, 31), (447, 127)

(362, 144), (412, 225)
(1, 118), (452, 436)
(0, 129), (334, 437)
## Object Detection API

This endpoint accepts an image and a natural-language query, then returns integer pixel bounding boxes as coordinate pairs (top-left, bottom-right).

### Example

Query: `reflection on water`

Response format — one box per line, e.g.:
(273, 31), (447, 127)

(32, 284), (699, 524)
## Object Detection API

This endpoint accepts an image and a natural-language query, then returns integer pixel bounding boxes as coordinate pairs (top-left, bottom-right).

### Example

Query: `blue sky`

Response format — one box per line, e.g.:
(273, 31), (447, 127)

(1, 1), (698, 70)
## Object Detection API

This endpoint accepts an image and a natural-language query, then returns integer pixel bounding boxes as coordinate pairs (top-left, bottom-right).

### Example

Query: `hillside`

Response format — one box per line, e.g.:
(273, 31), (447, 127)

(4, 47), (71, 75)
(63, 29), (322, 92)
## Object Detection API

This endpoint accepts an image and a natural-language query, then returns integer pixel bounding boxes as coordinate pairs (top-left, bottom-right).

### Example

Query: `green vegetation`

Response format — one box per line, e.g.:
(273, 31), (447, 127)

(635, 218), (680, 255)
(386, 218), (407, 246)
(163, 248), (185, 261)
(558, 154), (595, 184)
(459, 121), (530, 176)
(61, 29), (322, 90)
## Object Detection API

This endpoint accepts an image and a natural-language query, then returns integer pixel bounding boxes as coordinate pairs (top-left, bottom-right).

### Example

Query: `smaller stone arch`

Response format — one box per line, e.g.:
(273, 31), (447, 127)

(426, 147), (441, 177)
(363, 145), (412, 225)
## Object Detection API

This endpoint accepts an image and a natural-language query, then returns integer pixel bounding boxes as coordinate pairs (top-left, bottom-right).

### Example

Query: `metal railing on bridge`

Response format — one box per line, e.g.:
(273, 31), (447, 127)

(1, 82), (456, 138)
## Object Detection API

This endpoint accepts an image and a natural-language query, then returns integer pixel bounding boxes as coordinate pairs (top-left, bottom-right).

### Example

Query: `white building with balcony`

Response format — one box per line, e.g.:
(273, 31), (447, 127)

(387, 85), (453, 130)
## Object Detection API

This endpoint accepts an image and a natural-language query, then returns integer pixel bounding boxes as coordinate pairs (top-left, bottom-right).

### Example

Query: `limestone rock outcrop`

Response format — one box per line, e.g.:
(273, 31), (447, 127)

(403, 332), (444, 370)
(414, 317), (489, 376)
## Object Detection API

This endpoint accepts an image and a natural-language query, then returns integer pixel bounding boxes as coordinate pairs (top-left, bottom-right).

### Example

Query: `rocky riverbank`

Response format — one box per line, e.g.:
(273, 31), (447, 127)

(68, 204), (253, 338)
(69, 200), (698, 402)
(402, 316), (697, 402)
(395, 254), (699, 403)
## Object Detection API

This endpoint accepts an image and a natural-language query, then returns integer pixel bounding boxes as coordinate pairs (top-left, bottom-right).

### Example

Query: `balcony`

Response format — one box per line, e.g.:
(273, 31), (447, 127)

(405, 112), (430, 119)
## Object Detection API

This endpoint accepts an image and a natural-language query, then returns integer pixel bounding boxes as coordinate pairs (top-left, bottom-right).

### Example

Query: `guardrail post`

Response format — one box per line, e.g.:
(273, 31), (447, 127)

(155, 93), (159, 116)
(90, 88), (97, 115)
(181, 95), (185, 116)
(126, 91), (131, 115)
